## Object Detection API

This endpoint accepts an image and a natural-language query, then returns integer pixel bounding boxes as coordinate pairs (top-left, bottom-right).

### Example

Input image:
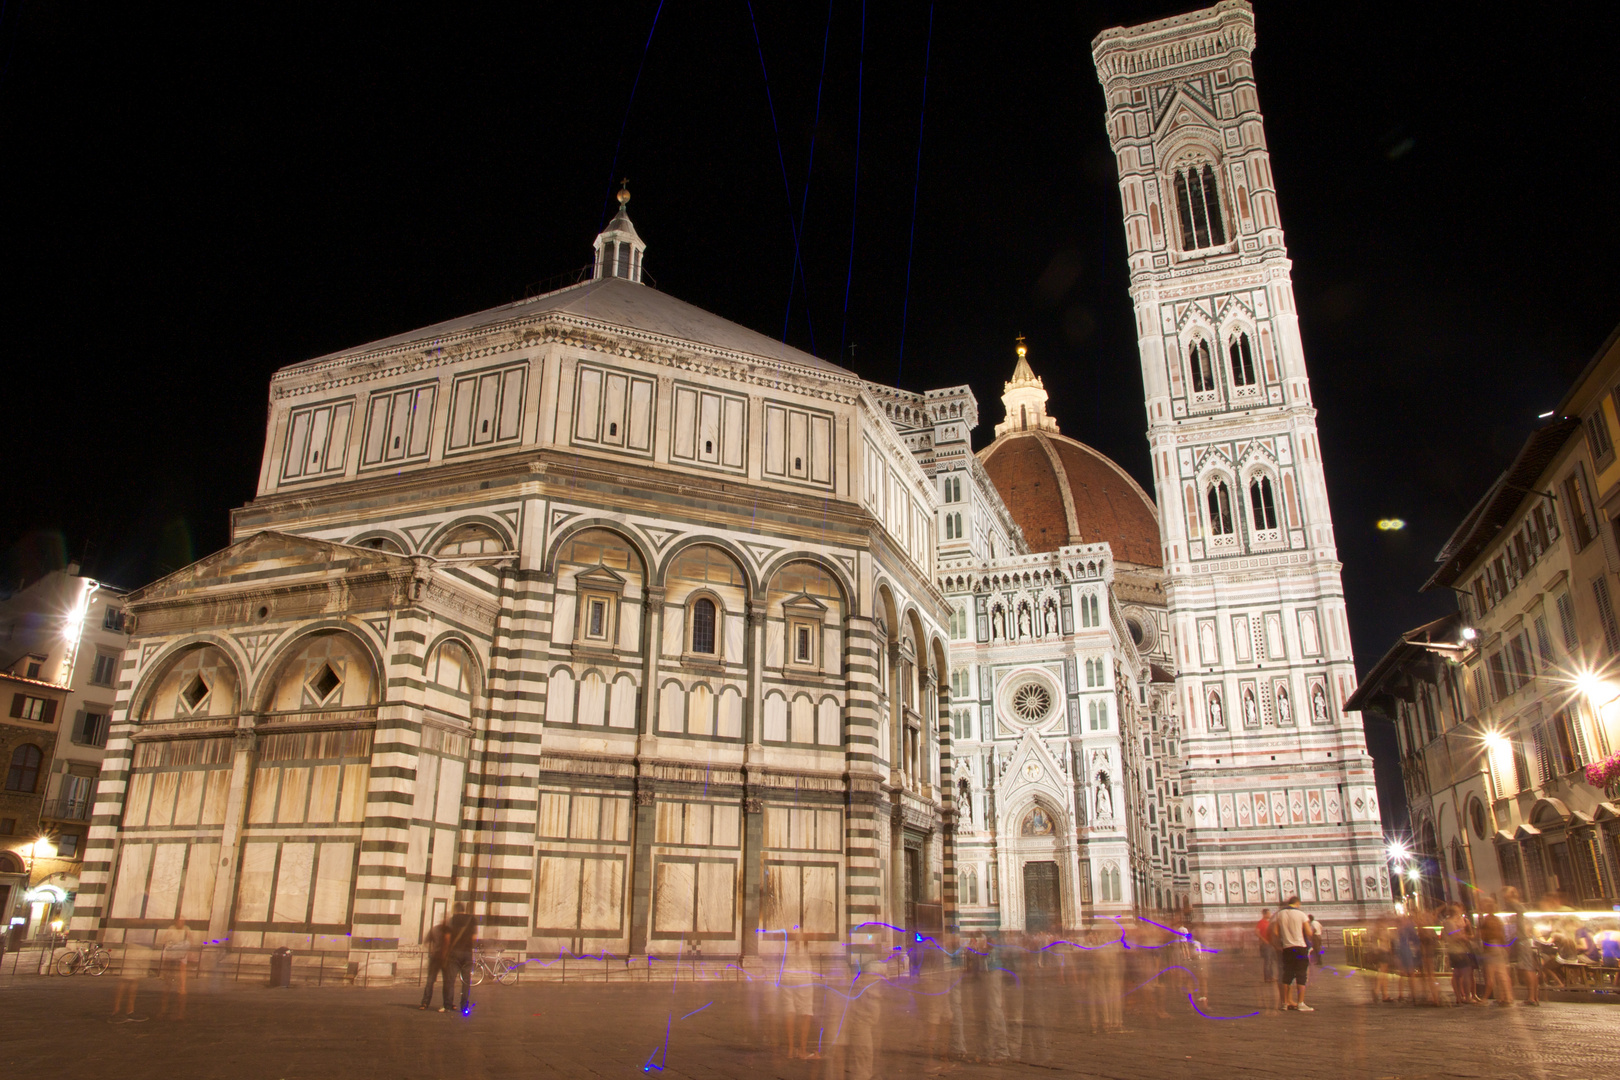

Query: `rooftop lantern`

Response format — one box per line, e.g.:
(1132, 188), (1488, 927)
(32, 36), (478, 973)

(994, 335), (1060, 437)
(592, 180), (646, 284)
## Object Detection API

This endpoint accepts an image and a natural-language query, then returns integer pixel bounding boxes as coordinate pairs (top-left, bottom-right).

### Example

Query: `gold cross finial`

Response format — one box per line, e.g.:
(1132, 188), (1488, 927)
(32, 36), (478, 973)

(1015, 334), (1027, 359)
(617, 178), (631, 206)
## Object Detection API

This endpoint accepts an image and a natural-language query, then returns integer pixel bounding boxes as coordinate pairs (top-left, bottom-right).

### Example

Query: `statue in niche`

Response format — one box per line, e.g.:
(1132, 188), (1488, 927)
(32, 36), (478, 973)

(1276, 685), (1292, 725)
(1094, 772), (1113, 820)
(1311, 684), (1330, 724)
(1017, 605), (1032, 639)
(1243, 688), (1259, 728)
(1207, 691), (1224, 729)
(958, 777), (973, 825)
(1044, 601), (1059, 635)
(992, 606), (1006, 641)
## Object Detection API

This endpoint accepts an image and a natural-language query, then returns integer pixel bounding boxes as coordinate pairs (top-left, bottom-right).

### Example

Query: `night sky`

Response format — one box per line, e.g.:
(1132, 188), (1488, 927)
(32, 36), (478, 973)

(3, 2), (1617, 829)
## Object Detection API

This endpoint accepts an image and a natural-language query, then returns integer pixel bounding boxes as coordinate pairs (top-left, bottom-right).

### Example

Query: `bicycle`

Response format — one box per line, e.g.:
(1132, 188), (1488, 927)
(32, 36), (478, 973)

(56, 941), (112, 976)
(469, 950), (519, 986)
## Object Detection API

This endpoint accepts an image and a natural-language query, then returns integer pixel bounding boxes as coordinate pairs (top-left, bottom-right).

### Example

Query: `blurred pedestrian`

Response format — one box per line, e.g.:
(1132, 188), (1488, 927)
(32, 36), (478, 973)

(1255, 908), (1282, 1009)
(157, 916), (193, 1020)
(111, 938), (155, 1023)
(419, 917), (452, 1012)
(446, 902), (478, 1015)
(1271, 896), (1314, 1012)
(1442, 904), (1479, 1005)
(1502, 887), (1540, 1006)
(1477, 897), (1513, 1006)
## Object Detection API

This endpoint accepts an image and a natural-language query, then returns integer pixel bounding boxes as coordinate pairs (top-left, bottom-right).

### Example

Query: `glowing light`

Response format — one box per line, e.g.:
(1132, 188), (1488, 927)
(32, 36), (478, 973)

(1482, 729), (1507, 751)
(1386, 841), (1409, 863)
(1406, 867), (1420, 880)
(1538, 410), (1555, 418)
(1376, 518), (1405, 531)
(1460, 627), (1478, 641)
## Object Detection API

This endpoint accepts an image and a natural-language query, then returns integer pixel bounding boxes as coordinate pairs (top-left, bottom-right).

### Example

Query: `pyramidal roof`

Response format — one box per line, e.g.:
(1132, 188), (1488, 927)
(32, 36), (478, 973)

(283, 196), (850, 379)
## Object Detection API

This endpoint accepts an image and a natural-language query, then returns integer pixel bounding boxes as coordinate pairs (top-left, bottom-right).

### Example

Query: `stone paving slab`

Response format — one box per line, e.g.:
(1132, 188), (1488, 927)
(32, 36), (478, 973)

(0, 955), (1611, 1080)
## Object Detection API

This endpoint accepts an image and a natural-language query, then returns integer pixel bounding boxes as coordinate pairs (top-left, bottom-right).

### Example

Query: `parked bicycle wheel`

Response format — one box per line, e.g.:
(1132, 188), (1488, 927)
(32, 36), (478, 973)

(494, 961), (519, 985)
(470, 963), (485, 987)
(85, 950), (110, 976)
(55, 952), (83, 976)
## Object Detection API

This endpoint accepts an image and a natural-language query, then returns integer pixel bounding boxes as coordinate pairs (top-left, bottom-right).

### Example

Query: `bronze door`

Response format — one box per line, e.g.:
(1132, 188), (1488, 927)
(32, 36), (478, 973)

(1024, 861), (1060, 932)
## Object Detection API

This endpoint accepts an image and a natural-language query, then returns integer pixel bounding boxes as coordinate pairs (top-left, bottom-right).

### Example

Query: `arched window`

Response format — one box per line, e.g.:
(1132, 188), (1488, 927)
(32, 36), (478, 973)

(1249, 476), (1278, 531)
(435, 523), (505, 556)
(1206, 481), (1234, 535)
(1188, 340), (1215, 393)
(1228, 332), (1256, 387)
(690, 598), (717, 655)
(6, 744), (42, 792)
(1174, 163), (1227, 250)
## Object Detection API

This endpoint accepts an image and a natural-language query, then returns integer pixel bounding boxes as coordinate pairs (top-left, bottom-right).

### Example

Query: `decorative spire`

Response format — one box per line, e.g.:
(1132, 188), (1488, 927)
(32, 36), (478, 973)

(593, 180), (646, 283)
(994, 336), (1059, 438)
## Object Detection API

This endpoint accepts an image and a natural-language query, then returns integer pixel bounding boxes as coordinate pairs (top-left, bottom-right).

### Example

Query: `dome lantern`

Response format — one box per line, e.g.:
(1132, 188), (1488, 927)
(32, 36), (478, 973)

(592, 179), (647, 284)
(994, 336), (1060, 437)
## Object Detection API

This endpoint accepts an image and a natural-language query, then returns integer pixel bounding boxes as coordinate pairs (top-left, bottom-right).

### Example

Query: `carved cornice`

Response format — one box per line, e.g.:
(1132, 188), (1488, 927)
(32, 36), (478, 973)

(273, 315), (863, 406)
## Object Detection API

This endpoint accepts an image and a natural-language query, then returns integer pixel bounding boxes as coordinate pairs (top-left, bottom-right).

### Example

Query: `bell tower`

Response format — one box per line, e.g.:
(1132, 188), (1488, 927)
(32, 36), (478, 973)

(1091, 1), (1386, 920)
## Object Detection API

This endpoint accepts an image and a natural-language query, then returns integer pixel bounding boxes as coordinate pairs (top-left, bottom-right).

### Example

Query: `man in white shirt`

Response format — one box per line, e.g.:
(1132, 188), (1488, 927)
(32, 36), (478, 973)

(1270, 897), (1315, 1011)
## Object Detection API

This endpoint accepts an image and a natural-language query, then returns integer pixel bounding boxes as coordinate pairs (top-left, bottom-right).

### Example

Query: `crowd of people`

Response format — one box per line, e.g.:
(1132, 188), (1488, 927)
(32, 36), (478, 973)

(1328, 886), (1618, 1008)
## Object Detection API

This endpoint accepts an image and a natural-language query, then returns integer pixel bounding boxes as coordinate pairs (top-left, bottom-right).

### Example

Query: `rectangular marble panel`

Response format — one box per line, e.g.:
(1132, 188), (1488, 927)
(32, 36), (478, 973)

(125, 772), (153, 828)
(273, 843), (315, 923)
(278, 766), (310, 824)
(696, 862), (735, 933)
(181, 842), (219, 921)
(247, 767), (279, 825)
(610, 675), (637, 728)
(110, 842), (154, 919)
(307, 764), (340, 823)
(339, 763), (369, 822)
(534, 856), (583, 930)
(147, 772), (178, 828)
(173, 772), (205, 827)
(236, 842), (277, 923)
(653, 861), (696, 933)
(580, 857), (624, 931)
(312, 842), (355, 925)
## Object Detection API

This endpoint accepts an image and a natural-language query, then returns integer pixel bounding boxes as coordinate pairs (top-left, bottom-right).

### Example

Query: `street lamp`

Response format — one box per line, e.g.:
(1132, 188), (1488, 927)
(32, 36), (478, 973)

(23, 836), (55, 884)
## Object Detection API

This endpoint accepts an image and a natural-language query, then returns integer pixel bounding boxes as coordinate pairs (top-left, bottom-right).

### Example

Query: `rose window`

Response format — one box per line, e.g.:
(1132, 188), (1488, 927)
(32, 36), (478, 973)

(1011, 682), (1051, 722)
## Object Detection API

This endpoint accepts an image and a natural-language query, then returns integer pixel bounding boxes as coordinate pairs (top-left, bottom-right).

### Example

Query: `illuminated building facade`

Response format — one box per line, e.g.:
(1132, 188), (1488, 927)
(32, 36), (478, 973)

(0, 566), (130, 935)
(934, 345), (1186, 928)
(70, 195), (965, 969)
(1366, 325), (1620, 911)
(1092, 1), (1387, 919)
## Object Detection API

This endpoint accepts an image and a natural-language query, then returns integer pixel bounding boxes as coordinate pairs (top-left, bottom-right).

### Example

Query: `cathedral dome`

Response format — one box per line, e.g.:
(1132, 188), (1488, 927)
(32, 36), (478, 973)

(978, 343), (1161, 567)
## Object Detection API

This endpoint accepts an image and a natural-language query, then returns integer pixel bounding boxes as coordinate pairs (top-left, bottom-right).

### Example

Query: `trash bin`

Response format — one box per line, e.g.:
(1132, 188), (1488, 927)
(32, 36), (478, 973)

(270, 947), (293, 988)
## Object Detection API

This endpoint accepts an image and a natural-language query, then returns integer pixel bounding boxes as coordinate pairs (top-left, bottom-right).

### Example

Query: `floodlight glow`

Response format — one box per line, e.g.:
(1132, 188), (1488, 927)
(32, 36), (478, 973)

(1377, 519), (1406, 531)
(1482, 729), (1507, 750)
(1460, 627), (1478, 641)
(1406, 867), (1420, 880)
(1386, 841), (1409, 862)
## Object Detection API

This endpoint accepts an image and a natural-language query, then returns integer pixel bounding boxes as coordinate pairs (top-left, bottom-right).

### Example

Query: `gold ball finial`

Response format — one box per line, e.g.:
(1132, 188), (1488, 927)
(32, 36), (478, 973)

(617, 179), (631, 207)
(1015, 334), (1027, 359)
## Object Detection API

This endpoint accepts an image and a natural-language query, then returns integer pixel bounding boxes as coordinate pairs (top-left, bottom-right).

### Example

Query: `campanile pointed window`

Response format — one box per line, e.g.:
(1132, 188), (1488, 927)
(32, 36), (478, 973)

(1174, 163), (1227, 250)
(1207, 480), (1235, 536)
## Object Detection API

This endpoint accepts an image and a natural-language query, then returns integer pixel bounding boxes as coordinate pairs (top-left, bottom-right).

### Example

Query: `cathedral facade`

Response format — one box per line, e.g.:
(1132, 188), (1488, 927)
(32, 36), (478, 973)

(72, 2), (1382, 970)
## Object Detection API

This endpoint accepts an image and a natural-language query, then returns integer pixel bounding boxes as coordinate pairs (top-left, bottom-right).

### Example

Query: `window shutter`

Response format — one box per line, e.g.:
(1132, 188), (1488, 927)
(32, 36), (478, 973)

(1593, 576), (1620, 655)
(41, 699), (57, 725)
(8, 694), (21, 718)
(72, 710), (87, 742)
(1557, 592), (1579, 651)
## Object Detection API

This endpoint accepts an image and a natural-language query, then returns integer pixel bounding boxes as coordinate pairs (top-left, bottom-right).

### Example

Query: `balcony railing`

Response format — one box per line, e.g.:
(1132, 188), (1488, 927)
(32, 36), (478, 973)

(43, 795), (93, 822)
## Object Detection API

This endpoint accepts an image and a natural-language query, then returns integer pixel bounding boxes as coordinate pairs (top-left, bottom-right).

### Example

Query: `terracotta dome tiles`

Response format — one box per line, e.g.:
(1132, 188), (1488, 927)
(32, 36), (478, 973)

(981, 432), (1162, 568)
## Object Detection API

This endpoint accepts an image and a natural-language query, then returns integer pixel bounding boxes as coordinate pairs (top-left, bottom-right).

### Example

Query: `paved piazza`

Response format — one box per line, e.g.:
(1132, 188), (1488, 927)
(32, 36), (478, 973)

(1, 949), (1611, 1079)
